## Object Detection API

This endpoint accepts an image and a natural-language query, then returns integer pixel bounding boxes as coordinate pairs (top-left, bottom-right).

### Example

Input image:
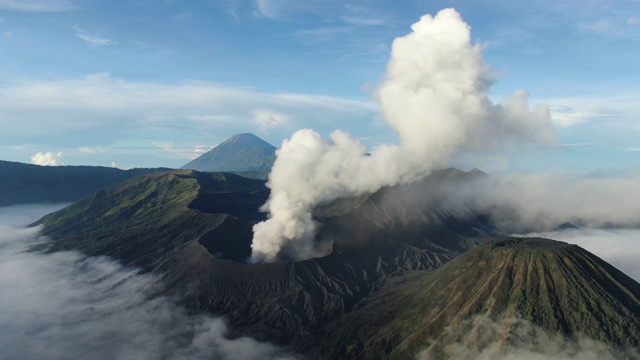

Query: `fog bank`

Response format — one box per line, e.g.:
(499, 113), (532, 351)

(0, 205), (293, 360)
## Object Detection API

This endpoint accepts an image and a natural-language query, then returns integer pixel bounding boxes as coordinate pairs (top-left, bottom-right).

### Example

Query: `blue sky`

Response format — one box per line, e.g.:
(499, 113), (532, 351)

(1, 0), (639, 171)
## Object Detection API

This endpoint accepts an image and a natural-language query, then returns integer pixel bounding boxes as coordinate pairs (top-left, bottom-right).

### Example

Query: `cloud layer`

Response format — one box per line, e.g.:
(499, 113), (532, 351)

(0, 73), (379, 168)
(0, 0), (74, 12)
(517, 228), (640, 283)
(417, 315), (634, 360)
(0, 204), (293, 360)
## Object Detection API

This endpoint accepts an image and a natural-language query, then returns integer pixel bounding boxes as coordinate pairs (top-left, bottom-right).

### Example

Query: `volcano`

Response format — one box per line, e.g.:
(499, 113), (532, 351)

(33, 169), (640, 358)
(180, 133), (276, 173)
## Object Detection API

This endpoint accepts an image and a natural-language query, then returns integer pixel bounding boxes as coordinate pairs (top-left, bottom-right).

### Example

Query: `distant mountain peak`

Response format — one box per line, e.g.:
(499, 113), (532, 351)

(181, 133), (276, 173)
(224, 133), (273, 146)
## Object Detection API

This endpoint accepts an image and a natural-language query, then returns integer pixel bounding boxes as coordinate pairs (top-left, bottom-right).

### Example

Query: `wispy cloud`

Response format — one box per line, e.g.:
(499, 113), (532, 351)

(578, 19), (611, 33)
(0, 73), (377, 148)
(173, 12), (193, 21)
(0, 0), (75, 12)
(78, 146), (106, 154)
(562, 142), (599, 147)
(253, 109), (289, 130)
(340, 16), (384, 26)
(538, 92), (640, 128)
(73, 26), (115, 46)
(3, 28), (14, 38)
(628, 147), (640, 152)
(152, 142), (211, 159)
(293, 26), (352, 42)
(629, 16), (640, 25)
(256, 0), (278, 19)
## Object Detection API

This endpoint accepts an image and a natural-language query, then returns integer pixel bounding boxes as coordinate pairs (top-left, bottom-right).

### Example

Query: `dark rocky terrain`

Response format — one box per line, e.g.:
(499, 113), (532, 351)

(181, 133), (276, 172)
(33, 168), (640, 358)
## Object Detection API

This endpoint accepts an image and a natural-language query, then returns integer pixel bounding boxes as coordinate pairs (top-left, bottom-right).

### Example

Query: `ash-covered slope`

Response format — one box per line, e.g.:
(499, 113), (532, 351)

(181, 133), (276, 172)
(321, 237), (640, 359)
(0, 160), (170, 206)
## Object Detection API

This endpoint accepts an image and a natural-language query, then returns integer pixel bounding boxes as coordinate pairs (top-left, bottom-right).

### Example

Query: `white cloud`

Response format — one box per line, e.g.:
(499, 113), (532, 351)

(30, 151), (62, 166)
(78, 146), (106, 154)
(435, 170), (640, 232)
(174, 12), (193, 21)
(256, 0), (278, 19)
(3, 28), (14, 38)
(628, 16), (640, 25)
(253, 109), (288, 130)
(340, 16), (384, 26)
(0, 73), (378, 145)
(73, 26), (115, 46)
(518, 229), (640, 283)
(537, 91), (640, 128)
(562, 142), (599, 147)
(0, 0), (75, 12)
(0, 204), (295, 360)
(579, 19), (611, 33)
(152, 142), (212, 160)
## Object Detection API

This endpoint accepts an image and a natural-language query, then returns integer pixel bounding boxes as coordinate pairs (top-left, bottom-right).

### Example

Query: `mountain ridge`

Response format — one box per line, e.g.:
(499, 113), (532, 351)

(0, 160), (170, 206)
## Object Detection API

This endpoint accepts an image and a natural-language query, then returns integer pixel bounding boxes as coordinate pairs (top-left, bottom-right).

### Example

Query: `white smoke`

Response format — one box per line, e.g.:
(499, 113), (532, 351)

(250, 8), (556, 263)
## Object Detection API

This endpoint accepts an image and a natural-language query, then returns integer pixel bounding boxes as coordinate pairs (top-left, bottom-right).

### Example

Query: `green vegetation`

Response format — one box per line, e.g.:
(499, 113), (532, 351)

(34, 170), (268, 269)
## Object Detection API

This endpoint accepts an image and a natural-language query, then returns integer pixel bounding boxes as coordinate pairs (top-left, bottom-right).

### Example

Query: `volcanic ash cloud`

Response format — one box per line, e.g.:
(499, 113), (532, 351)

(250, 8), (556, 263)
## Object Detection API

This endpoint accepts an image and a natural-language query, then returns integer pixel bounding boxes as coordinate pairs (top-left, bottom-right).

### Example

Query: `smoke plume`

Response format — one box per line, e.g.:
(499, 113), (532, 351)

(251, 8), (555, 263)
(0, 205), (293, 360)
